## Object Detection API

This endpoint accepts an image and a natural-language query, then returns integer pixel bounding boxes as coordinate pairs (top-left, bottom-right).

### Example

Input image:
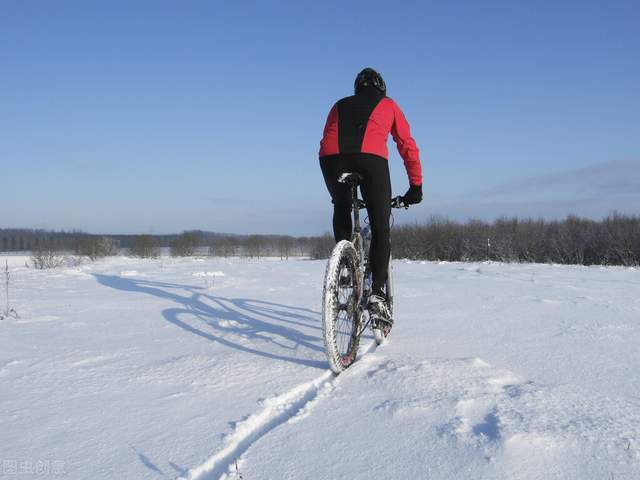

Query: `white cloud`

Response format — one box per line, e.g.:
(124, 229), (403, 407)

(425, 160), (640, 221)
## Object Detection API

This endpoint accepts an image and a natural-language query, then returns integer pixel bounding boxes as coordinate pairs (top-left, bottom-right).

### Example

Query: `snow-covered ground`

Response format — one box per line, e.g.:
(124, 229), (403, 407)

(1, 256), (639, 479)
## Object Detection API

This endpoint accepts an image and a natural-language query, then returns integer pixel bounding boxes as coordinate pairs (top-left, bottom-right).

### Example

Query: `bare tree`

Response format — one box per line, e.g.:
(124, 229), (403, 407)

(77, 236), (119, 260)
(129, 235), (161, 258)
(310, 234), (334, 260)
(245, 235), (264, 258)
(208, 236), (237, 257)
(31, 239), (65, 269)
(170, 231), (202, 257)
(277, 236), (294, 260)
(1, 260), (19, 320)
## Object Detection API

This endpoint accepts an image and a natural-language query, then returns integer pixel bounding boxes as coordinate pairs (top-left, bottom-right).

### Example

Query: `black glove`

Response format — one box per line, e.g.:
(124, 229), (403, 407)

(403, 184), (423, 205)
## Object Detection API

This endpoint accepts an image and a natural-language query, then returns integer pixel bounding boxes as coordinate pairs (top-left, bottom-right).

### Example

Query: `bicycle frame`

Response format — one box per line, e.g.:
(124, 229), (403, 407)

(338, 172), (406, 333)
(322, 173), (409, 372)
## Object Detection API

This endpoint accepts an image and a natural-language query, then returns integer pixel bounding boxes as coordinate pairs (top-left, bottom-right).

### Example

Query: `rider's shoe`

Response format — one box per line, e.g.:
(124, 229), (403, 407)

(368, 293), (392, 326)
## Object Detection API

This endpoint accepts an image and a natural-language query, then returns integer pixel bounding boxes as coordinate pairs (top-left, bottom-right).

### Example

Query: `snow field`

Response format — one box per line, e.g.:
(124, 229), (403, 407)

(0, 257), (638, 479)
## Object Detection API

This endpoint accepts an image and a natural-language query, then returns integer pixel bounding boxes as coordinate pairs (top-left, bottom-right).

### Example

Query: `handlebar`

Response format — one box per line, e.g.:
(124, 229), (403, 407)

(391, 196), (409, 210)
(356, 196), (409, 210)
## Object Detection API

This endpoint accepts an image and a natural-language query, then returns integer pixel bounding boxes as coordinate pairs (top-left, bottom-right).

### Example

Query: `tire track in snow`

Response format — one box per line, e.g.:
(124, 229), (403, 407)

(179, 341), (378, 480)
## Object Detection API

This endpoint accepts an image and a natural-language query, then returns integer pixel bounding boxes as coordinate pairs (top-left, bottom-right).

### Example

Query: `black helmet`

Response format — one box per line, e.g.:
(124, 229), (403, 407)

(354, 68), (386, 95)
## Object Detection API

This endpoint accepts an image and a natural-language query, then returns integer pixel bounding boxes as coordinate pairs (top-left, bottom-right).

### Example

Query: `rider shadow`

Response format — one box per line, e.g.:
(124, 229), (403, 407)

(93, 273), (328, 370)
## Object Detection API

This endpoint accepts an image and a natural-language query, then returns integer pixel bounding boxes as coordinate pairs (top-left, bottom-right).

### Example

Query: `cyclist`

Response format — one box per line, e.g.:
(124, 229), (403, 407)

(319, 67), (424, 325)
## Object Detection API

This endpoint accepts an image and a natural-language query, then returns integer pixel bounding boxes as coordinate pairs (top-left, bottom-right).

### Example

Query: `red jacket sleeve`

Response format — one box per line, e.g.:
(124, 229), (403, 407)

(390, 101), (423, 186)
(319, 103), (339, 157)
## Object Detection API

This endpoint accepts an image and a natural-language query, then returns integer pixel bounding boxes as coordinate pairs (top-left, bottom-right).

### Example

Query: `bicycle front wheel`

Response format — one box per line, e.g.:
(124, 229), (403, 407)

(322, 240), (362, 374)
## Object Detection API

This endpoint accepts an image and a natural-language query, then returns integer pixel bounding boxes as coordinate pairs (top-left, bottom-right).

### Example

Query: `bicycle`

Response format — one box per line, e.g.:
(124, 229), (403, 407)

(321, 172), (409, 374)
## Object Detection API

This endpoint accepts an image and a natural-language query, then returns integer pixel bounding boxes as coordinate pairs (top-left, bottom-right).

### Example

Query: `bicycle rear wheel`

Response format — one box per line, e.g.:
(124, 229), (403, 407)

(322, 240), (362, 374)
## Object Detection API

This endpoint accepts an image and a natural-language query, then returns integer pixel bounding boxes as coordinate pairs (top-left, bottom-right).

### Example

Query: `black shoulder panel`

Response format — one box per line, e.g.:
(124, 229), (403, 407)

(337, 94), (384, 153)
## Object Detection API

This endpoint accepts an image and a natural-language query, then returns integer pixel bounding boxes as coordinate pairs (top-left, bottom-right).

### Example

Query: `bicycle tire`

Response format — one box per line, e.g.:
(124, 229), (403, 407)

(322, 240), (362, 374)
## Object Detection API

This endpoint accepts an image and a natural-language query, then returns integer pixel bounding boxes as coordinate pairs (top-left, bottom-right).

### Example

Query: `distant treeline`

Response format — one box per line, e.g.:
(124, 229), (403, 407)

(0, 228), (331, 260)
(2, 213), (639, 266)
(391, 214), (640, 266)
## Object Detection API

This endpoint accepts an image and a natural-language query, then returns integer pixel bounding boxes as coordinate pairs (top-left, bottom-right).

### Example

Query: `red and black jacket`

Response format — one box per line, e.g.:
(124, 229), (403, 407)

(319, 87), (423, 186)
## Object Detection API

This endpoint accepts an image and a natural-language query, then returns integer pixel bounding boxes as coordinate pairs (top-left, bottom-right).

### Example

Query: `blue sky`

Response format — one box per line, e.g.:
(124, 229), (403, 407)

(1, 0), (639, 235)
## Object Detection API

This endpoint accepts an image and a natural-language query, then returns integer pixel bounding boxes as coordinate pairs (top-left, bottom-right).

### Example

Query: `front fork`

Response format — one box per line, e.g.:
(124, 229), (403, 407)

(354, 266), (374, 338)
(352, 220), (373, 336)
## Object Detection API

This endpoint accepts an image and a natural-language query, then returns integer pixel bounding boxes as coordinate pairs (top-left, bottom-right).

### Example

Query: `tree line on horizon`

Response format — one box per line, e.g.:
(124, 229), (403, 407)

(1, 213), (639, 267)
(391, 214), (640, 266)
(0, 228), (329, 262)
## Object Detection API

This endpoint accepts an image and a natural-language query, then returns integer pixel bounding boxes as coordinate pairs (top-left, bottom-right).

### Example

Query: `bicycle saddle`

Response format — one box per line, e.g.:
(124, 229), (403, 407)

(338, 172), (364, 185)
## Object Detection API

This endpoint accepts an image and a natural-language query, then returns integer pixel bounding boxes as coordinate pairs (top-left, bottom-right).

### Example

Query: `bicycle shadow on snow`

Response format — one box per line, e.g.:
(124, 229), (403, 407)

(93, 274), (328, 370)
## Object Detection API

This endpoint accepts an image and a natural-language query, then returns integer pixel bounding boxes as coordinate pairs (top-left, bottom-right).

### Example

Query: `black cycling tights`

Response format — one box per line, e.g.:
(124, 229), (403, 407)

(320, 153), (391, 295)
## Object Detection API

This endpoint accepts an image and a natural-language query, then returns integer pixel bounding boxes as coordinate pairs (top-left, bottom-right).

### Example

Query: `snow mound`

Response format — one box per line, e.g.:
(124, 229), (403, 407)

(119, 270), (142, 277)
(192, 271), (225, 277)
